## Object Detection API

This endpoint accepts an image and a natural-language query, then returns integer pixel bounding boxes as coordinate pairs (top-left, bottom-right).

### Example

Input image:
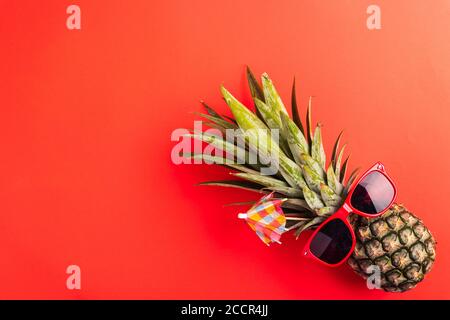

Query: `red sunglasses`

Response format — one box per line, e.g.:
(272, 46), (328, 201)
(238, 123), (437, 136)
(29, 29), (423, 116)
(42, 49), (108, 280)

(303, 162), (397, 267)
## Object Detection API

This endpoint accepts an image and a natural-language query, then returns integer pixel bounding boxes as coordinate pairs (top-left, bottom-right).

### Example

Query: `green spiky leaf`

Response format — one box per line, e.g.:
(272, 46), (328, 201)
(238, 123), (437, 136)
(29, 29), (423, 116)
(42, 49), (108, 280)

(261, 73), (288, 116)
(279, 158), (306, 189)
(292, 221), (307, 236)
(231, 172), (288, 188)
(184, 133), (247, 163)
(343, 167), (360, 196)
(198, 180), (265, 193)
(263, 186), (303, 197)
(306, 97), (313, 145)
(326, 164), (343, 194)
(280, 112), (309, 165)
(340, 155), (351, 183)
(201, 101), (222, 119)
(346, 167), (360, 186)
(222, 115), (237, 124)
(203, 122), (226, 133)
(194, 112), (237, 130)
(320, 183), (343, 207)
(302, 164), (324, 193)
(221, 86), (268, 131)
(246, 66), (265, 103)
(294, 216), (327, 239)
(291, 78), (305, 134)
(335, 144), (346, 180)
(183, 152), (232, 165)
(312, 125), (326, 169)
(302, 186), (324, 210)
(331, 131), (343, 169)
(300, 153), (324, 180)
(315, 207), (338, 216)
(185, 153), (264, 176)
(283, 198), (314, 212)
(254, 98), (282, 129)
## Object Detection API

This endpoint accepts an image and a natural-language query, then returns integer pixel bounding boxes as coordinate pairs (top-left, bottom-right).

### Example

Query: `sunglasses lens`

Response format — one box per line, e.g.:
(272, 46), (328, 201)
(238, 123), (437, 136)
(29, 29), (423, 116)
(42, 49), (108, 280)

(350, 171), (395, 215)
(309, 219), (353, 265)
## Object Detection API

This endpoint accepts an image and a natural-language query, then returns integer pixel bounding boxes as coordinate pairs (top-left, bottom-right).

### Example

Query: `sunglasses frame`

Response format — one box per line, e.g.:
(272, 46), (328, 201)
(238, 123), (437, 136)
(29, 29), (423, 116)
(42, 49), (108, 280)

(302, 162), (397, 267)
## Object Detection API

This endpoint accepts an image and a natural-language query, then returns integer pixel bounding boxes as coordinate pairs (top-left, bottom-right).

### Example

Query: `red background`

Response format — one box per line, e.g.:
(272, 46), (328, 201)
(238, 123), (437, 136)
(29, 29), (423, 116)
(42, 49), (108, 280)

(0, 0), (449, 299)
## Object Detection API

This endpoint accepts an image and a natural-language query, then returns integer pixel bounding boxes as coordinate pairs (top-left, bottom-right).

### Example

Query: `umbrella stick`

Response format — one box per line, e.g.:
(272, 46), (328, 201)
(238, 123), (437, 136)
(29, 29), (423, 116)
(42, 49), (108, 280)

(285, 217), (308, 221)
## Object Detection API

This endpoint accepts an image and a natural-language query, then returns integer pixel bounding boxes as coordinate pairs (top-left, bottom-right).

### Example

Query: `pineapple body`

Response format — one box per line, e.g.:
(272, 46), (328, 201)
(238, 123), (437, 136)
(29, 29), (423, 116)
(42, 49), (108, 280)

(348, 204), (436, 292)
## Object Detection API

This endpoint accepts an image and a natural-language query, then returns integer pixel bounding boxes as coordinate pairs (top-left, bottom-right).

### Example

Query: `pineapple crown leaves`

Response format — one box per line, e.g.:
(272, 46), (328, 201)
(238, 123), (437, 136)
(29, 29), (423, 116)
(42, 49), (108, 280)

(185, 67), (359, 235)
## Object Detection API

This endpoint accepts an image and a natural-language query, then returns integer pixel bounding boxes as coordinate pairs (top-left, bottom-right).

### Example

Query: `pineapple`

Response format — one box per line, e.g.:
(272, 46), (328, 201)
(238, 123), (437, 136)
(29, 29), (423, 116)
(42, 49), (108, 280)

(183, 67), (435, 292)
(348, 204), (436, 292)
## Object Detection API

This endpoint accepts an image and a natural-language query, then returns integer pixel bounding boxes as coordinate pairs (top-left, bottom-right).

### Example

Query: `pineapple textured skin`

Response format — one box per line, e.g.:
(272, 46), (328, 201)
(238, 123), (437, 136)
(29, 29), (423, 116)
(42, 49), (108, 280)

(348, 203), (436, 292)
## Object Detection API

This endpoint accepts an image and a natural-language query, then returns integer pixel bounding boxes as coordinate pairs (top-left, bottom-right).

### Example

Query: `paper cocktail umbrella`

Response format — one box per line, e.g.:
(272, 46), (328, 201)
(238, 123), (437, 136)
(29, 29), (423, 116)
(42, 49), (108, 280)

(237, 193), (288, 245)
